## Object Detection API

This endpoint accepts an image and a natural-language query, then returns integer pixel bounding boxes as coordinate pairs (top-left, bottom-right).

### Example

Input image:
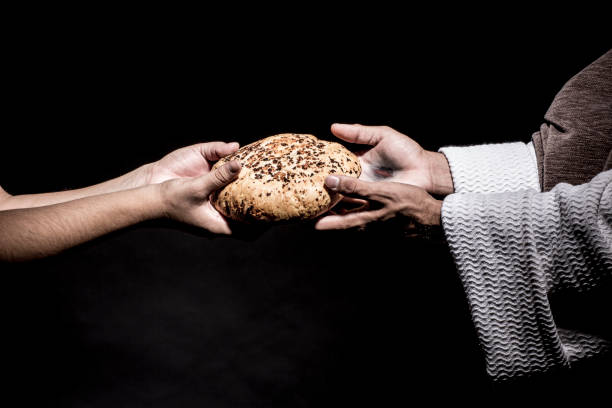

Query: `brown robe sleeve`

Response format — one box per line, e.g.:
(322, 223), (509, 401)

(532, 49), (612, 191)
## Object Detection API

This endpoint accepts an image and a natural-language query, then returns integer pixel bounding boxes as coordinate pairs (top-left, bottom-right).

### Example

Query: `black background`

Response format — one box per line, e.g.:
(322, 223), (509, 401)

(1, 18), (610, 407)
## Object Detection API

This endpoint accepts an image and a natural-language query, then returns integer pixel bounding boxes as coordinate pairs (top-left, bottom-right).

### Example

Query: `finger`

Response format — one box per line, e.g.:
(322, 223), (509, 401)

(330, 123), (390, 146)
(325, 175), (373, 198)
(315, 210), (382, 230)
(333, 197), (370, 214)
(199, 160), (241, 195)
(340, 197), (369, 207)
(199, 141), (240, 161)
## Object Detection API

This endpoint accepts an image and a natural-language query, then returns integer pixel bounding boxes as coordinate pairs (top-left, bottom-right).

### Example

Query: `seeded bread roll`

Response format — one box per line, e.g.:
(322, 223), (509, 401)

(211, 133), (361, 222)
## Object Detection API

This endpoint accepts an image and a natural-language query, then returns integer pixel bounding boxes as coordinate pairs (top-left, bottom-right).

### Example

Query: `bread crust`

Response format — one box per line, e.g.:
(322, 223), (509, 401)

(211, 133), (361, 222)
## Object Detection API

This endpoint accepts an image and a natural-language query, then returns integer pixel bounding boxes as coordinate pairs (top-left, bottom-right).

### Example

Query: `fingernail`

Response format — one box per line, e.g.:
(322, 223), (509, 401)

(325, 175), (339, 190)
(228, 160), (241, 173)
(229, 142), (239, 149)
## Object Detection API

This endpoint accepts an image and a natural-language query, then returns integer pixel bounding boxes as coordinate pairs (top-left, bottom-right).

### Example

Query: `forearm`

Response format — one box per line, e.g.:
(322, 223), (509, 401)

(0, 164), (152, 210)
(0, 183), (164, 262)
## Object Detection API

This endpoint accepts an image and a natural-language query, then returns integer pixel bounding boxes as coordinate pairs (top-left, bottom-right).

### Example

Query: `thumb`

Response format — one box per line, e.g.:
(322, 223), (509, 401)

(200, 160), (242, 195)
(330, 123), (384, 146)
(324, 174), (372, 198)
(199, 141), (240, 161)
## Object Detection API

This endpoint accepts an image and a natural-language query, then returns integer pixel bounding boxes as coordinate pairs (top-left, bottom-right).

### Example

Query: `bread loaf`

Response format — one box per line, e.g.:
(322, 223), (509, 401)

(211, 133), (361, 222)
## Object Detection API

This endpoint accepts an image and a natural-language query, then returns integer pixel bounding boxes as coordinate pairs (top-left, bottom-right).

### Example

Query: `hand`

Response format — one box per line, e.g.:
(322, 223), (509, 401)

(330, 124), (453, 195)
(147, 141), (240, 184)
(0, 141), (241, 212)
(315, 174), (442, 231)
(159, 160), (241, 234)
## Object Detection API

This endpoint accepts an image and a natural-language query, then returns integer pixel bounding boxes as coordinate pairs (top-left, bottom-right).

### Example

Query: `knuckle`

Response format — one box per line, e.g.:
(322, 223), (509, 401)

(380, 125), (397, 136)
(201, 141), (223, 160)
(211, 143), (222, 155)
(386, 188), (399, 201)
(359, 126), (379, 145)
(358, 181), (373, 197)
(342, 177), (365, 196)
(344, 178), (357, 194)
(213, 168), (229, 185)
(380, 125), (398, 137)
(200, 143), (211, 156)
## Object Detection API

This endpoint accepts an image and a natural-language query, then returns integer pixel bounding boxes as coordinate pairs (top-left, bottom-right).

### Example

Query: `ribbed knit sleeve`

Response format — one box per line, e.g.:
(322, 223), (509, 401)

(439, 142), (540, 193)
(441, 170), (612, 380)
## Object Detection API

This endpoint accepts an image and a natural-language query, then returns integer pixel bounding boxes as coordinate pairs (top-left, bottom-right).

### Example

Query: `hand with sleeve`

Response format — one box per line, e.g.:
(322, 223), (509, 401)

(318, 51), (612, 382)
(330, 123), (454, 195)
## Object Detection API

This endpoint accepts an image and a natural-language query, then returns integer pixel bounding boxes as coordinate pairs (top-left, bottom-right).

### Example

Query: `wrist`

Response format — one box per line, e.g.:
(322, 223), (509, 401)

(125, 163), (156, 188)
(95, 163), (155, 196)
(426, 151), (454, 196)
(151, 182), (172, 219)
(412, 194), (442, 227)
(138, 183), (169, 221)
(429, 198), (442, 226)
(401, 195), (443, 239)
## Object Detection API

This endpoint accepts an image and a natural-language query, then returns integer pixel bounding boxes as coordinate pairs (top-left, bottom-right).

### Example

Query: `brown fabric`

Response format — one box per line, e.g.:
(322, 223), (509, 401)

(532, 50), (612, 192)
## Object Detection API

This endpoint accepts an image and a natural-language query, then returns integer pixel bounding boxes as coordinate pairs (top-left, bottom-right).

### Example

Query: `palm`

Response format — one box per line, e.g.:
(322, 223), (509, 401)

(150, 146), (213, 184)
(151, 142), (240, 234)
(356, 133), (430, 189)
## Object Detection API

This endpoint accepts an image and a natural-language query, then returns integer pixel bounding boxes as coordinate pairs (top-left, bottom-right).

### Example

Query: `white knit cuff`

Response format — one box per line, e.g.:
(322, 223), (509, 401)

(441, 170), (612, 379)
(439, 142), (540, 194)
(442, 190), (567, 379)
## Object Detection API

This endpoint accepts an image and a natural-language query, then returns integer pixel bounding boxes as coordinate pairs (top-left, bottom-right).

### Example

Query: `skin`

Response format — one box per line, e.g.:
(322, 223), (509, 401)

(329, 123), (453, 194)
(316, 175), (442, 230)
(0, 142), (240, 210)
(0, 125), (454, 257)
(316, 124), (453, 231)
(0, 142), (241, 262)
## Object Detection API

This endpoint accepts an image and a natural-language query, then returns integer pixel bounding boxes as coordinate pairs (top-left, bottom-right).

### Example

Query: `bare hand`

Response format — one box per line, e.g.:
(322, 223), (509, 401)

(159, 160), (241, 234)
(315, 174), (442, 231)
(147, 142), (240, 184)
(331, 124), (453, 195)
